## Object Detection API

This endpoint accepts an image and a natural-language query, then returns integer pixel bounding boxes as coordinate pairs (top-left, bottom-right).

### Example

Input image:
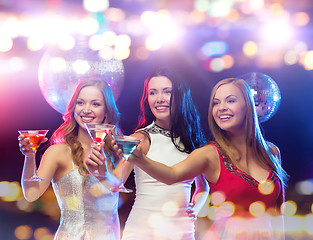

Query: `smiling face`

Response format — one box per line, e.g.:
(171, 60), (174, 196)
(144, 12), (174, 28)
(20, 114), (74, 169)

(148, 76), (173, 129)
(212, 83), (247, 134)
(74, 85), (106, 130)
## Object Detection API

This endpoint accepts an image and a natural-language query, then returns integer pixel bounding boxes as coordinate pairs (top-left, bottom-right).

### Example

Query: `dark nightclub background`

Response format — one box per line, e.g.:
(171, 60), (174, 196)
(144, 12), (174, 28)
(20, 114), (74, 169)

(0, 0), (313, 239)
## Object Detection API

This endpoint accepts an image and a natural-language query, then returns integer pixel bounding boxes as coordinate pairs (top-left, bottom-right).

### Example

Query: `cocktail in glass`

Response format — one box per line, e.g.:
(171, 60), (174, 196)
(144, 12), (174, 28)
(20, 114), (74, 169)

(110, 135), (141, 193)
(18, 130), (49, 181)
(84, 123), (115, 178)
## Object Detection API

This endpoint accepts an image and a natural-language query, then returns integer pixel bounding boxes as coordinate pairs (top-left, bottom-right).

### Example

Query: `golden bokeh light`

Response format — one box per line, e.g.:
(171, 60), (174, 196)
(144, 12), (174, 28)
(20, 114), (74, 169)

(242, 41), (258, 57)
(249, 201), (266, 217)
(282, 200), (297, 217)
(15, 225), (33, 240)
(34, 227), (54, 240)
(258, 180), (274, 195)
(1, 181), (22, 202)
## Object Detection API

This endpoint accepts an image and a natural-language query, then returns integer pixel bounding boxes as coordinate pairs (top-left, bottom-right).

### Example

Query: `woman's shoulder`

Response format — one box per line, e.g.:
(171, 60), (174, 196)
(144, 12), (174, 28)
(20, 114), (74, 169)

(131, 131), (148, 139)
(192, 142), (219, 159)
(44, 142), (70, 156)
(201, 141), (220, 152)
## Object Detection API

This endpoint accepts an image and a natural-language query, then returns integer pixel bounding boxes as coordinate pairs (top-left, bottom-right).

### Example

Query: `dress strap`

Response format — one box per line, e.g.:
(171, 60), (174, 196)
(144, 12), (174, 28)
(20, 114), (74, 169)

(210, 142), (261, 187)
(68, 146), (75, 170)
(135, 129), (151, 144)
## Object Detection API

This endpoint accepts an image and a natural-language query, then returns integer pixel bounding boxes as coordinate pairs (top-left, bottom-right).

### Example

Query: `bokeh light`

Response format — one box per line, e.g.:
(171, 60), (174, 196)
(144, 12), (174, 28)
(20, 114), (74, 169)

(259, 15), (294, 48)
(0, 36), (13, 52)
(249, 201), (266, 217)
(258, 180), (275, 195)
(0, 1), (310, 73)
(301, 51), (313, 70)
(293, 12), (310, 26)
(34, 227), (54, 240)
(83, 0), (109, 13)
(16, 197), (35, 212)
(58, 35), (76, 50)
(295, 179), (313, 195)
(304, 214), (313, 235)
(282, 200), (297, 217)
(242, 41), (258, 58)
(216, 201), (235, 218)
(162, 201), (179, 217)
(201, 41), (228, 57)
(210, 191), (226, 206)
(14, 225), (33, 240)
(78, 17), (99, 35)
(145, 36), (162, 51)
(0, 181), (22, 201)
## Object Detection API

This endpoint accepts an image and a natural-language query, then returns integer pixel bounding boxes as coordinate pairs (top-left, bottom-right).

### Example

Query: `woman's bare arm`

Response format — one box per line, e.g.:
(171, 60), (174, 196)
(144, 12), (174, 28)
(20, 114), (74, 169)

(128, 145), (212, 185)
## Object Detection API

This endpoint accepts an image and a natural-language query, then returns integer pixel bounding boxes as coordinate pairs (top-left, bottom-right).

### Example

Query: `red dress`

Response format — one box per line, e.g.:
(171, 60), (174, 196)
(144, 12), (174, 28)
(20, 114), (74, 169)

(202, 142), (282, 240)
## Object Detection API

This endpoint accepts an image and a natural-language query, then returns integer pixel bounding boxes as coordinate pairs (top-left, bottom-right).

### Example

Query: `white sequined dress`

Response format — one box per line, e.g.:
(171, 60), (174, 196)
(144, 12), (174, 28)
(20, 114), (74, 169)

(122, 123), (195, 240)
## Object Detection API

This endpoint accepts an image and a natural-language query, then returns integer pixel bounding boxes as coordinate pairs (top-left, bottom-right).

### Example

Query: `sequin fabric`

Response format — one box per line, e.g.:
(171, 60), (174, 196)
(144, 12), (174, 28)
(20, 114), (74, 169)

(144, 122), (171, 137)
(52, 170), (120, 240)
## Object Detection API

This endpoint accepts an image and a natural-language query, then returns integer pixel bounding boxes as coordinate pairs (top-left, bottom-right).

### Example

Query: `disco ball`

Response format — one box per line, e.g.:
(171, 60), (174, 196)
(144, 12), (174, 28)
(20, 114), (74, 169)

(239, 72), (281, 123)
(38, 37), (124, 114)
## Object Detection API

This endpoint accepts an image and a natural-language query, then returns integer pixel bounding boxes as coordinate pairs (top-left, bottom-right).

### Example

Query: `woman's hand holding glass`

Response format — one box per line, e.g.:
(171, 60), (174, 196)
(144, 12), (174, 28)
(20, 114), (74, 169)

(86, 142), (107, 176)
(18, 130), (49, 182)
(111, 139), (145, 169)
(112, 140), (143, 165)
(18, 134), (48, 156)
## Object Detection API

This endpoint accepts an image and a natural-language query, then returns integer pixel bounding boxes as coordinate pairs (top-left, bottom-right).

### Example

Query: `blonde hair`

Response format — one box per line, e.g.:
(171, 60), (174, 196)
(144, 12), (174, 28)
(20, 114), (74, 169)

(208, 78), (288, 192)
(51, 78), (120, 176)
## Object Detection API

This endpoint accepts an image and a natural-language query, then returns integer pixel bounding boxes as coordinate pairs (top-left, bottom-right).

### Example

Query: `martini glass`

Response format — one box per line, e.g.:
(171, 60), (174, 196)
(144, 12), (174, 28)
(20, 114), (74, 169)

(110, 135), (141, 193)
(84, 123), (115, 178)
(18, 130), (49, 181)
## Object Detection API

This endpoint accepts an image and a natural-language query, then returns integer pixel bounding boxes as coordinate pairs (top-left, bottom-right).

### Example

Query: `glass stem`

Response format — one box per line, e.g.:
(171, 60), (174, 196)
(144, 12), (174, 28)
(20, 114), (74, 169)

(32, 150), (38, 176)
(95, 143), (102, 175)
(121, 157), (126, 186)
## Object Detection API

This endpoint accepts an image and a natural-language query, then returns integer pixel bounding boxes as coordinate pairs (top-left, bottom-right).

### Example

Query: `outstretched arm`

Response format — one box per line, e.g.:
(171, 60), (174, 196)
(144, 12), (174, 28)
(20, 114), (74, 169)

(128, 146), (210, 185)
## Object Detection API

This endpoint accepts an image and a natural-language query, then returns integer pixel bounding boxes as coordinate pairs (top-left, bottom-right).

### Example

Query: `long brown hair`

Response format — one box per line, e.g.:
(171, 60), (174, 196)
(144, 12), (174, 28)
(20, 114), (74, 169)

(136, 68), (206, 153)
(50, 78), (120, 176)
(208, 78), (288, 192)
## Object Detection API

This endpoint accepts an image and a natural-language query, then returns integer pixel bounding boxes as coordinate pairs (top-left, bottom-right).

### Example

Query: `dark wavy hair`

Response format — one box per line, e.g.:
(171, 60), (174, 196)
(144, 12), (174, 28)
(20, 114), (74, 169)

(136, 68), (206, 153)
(50, 78), (120, 176)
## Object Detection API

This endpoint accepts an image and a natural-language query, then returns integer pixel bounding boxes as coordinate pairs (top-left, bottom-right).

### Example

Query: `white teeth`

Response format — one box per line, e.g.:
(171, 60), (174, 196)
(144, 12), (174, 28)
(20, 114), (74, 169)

(82, 117), (93, 121)
(220, 115), (231, 119)
(156, 106), (167, 110)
